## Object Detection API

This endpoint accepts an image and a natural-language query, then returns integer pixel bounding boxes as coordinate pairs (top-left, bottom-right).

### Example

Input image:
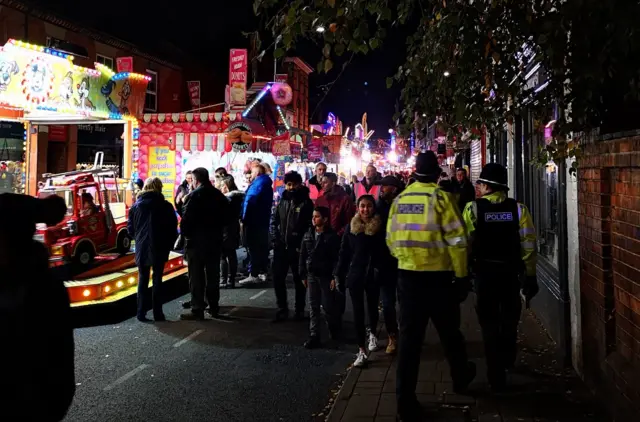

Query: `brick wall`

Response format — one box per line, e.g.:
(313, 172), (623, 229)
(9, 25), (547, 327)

(578, 135), (640, 420)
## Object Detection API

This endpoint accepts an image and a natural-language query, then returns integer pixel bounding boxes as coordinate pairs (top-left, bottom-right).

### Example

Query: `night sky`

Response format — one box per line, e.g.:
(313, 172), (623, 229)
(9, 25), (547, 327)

(33, 0), (407, 137)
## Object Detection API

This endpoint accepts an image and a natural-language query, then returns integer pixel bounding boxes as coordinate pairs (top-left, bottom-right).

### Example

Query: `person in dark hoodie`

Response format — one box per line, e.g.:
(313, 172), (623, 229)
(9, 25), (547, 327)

(271, 171), (314, 322)
(299, 206), (341, 348)
(180, 167), (230, 320)
(335, 194), (387, 368)
(128, 177), (178, 322)
(218, 175), (244, 289)
(0, 193), (74, 421)
(376, 176), (404, 354)
(174, 170), (193, 217)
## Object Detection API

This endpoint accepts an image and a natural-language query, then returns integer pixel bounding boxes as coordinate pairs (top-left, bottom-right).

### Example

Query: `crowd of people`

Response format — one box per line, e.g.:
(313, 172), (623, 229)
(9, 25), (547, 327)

(0, 150), (540, 421)
(127, 152), (541, 421)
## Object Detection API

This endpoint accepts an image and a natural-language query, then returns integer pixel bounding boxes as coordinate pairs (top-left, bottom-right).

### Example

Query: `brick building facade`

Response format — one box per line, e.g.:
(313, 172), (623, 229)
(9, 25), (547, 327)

(578, 134), (640, 420)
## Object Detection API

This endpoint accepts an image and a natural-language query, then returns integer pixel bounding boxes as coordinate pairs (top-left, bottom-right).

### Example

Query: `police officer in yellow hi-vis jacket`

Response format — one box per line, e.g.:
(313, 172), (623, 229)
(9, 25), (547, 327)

(387, 151), (476, 422)
(462, 163), (539, 392)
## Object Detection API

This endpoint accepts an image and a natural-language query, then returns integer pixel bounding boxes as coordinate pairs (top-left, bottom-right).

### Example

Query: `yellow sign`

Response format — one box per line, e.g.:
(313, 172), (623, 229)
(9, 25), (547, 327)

(148, 146), (176, 204)
(0, 39), (149, 119)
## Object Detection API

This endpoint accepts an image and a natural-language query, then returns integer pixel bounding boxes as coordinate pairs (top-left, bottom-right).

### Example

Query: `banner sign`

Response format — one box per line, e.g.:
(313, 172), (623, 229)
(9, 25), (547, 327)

(229, 49), (248, 106)
(307, 139), (323, 161)
(272, 134), (291, 156)
(116, 57), (133, 73)
(187, 81), (200, 108)
(275, 74), (288, 84)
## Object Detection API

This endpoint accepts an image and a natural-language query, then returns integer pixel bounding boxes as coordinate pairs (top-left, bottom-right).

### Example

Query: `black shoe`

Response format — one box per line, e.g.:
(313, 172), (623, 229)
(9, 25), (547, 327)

(453, 361), (477, 394)
(137, 316), (151, 323)
(328, 324), (343, 341)
(272, 309), (289, 323)
(181, 301), (192, 309)
(293, 311), (305, 321)
(154, 315), (167, 322)
(396, 399), (422, 422)
(304, 336), (322, 349)
(180, 311), (205, 321)
(488, 370), (507, 393)
(206, 308), (220, 318)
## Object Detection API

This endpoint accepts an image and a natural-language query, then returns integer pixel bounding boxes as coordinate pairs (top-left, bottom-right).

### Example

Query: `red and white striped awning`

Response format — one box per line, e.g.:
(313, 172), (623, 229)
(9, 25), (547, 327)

(142, 112), (242, 123)
(173, 132), (230, 152)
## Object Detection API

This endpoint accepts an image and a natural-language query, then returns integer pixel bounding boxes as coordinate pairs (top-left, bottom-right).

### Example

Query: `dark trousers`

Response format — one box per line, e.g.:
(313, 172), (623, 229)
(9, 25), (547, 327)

(220, 246), (238, 285)
(396, 270), (470, 410)
(377, 267), (399, 335)
(307, 275), (342, 338)
(349, 279), (380, 349)
(245, 226), (269, 277)
(186, 247), (221, 314)
(273, 245), (305, 312)
(137, 261), (166, 319)
(474, 271), (522, 385)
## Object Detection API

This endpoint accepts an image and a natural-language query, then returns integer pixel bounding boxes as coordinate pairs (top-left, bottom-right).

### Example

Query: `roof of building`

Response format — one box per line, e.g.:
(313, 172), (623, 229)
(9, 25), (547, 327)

(2, 0), (183, 70)
(284, 57), (314, 75)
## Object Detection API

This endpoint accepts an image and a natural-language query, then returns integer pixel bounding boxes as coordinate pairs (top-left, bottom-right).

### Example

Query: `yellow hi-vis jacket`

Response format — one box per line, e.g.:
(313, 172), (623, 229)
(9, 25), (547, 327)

(462, 191), (537, 277)
(386, 182), (469, 278)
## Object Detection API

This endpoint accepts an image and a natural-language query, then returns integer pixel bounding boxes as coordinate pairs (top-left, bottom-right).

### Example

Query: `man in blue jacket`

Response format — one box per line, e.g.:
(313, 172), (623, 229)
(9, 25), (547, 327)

(240, 164), (273, 285)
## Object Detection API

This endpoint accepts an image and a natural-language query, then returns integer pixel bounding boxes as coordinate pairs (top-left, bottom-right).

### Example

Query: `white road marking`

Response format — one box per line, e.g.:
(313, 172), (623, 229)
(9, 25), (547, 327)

(104, 364), (150, 391)
(250, 289), (267, 300)
(173, 329), (205, 348)
(225, 307), (240, 315)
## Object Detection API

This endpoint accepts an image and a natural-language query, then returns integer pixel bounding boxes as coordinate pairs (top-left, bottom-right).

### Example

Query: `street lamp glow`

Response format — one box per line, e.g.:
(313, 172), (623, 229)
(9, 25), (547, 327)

(443, 70), (451, 77)
(388, 128), (394, 134)
(422, 113), (427, 117)
(316, 26), (325, 33)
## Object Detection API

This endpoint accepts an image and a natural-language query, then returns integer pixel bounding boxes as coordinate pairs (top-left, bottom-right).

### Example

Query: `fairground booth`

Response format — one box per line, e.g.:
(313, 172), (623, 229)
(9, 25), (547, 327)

(0, 38), (186, 307)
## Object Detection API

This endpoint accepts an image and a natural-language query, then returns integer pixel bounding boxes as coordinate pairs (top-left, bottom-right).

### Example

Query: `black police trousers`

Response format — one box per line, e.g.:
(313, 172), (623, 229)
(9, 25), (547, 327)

(474, 271), (522, 386)
(396, 270), (470, 410)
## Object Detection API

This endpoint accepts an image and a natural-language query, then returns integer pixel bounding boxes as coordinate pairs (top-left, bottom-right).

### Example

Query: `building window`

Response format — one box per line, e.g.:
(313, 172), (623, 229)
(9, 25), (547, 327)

(523, 113), (559, 269)
(96, 54), (114, 70)
(144, 70), (158, 112)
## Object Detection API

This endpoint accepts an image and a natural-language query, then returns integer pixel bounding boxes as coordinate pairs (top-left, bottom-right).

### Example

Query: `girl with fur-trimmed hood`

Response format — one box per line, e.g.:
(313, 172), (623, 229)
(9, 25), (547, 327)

(335, 194), (387, 368)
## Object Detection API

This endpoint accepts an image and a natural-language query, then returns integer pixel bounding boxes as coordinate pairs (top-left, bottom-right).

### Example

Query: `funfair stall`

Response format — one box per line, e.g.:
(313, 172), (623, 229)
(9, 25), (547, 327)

(0, 38), (186, 307)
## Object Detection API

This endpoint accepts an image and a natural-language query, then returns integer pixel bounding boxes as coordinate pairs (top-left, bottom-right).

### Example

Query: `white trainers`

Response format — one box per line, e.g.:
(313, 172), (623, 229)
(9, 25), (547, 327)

(368, 332), (379, 352)
(239, 275), (260, 286)
(258, 273), (268, 282)
(353, 350), (368, 368)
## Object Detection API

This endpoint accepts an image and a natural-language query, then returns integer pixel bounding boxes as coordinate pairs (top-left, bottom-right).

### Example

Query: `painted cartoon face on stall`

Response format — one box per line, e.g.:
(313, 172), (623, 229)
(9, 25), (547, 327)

(27, 64), (47, 92)
(0, 60), (18, 91)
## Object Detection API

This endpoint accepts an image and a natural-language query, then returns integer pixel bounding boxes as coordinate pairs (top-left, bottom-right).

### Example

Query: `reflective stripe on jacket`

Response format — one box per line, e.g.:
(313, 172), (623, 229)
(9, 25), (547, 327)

(462, 191), (537, 276)
(386, 182), (468, 277)
(354, 182), (380, 201)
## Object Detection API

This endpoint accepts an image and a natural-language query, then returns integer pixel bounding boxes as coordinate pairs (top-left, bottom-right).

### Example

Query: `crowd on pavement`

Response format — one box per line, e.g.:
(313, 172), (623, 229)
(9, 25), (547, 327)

(126, 150), (540, 421)
(0, 148), (541, 421)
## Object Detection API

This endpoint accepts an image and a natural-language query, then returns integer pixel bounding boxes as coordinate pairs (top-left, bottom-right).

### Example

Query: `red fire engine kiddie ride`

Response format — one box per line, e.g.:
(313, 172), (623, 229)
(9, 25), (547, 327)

(35, 153), (188, 307)
(36, 167), (132, 268)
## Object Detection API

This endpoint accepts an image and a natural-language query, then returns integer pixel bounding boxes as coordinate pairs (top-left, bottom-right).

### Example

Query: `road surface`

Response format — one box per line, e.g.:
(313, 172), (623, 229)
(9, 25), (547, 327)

(65, 261), (355, 422)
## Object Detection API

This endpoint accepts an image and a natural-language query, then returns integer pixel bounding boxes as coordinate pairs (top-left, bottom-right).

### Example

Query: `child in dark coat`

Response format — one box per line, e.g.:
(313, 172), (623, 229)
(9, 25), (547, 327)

(299, 206), (342, 348)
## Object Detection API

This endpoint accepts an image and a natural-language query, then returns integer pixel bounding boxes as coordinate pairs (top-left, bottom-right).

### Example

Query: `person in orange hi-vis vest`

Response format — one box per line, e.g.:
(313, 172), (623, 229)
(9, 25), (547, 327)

(307, 162), (327, 203)
(352, 164), (381, 202)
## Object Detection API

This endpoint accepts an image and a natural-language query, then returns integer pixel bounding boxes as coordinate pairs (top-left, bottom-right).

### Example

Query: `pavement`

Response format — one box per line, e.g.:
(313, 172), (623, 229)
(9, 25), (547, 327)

(63, 249), (357, 422)
(326, 296), (610, 422)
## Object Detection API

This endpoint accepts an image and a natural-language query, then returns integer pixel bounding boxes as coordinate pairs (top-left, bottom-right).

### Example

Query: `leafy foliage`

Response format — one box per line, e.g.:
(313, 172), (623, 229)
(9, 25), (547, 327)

(254, 0), (640, 167)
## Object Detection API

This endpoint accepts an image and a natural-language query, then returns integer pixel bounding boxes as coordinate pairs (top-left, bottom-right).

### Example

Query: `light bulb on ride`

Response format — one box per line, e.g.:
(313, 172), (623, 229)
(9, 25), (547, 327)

(388, 151), (398, 163)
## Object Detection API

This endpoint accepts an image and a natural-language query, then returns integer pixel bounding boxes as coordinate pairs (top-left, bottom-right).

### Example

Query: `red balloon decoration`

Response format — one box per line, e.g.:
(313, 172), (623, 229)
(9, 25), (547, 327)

(271, 83), (293, 106)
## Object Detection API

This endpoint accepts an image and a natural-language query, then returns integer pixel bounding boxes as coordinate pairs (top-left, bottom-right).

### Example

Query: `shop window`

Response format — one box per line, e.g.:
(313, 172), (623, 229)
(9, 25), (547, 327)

(145, 70), (158, 112)
(96, 54), (114, 70)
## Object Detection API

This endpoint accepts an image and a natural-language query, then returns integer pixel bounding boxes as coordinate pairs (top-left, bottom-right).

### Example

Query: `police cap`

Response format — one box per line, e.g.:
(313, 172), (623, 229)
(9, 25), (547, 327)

(477, 163), (509, 190)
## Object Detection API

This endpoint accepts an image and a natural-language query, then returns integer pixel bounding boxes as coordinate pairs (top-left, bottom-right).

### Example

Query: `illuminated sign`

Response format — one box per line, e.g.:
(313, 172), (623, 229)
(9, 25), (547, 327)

(0, 39), (150, 120)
